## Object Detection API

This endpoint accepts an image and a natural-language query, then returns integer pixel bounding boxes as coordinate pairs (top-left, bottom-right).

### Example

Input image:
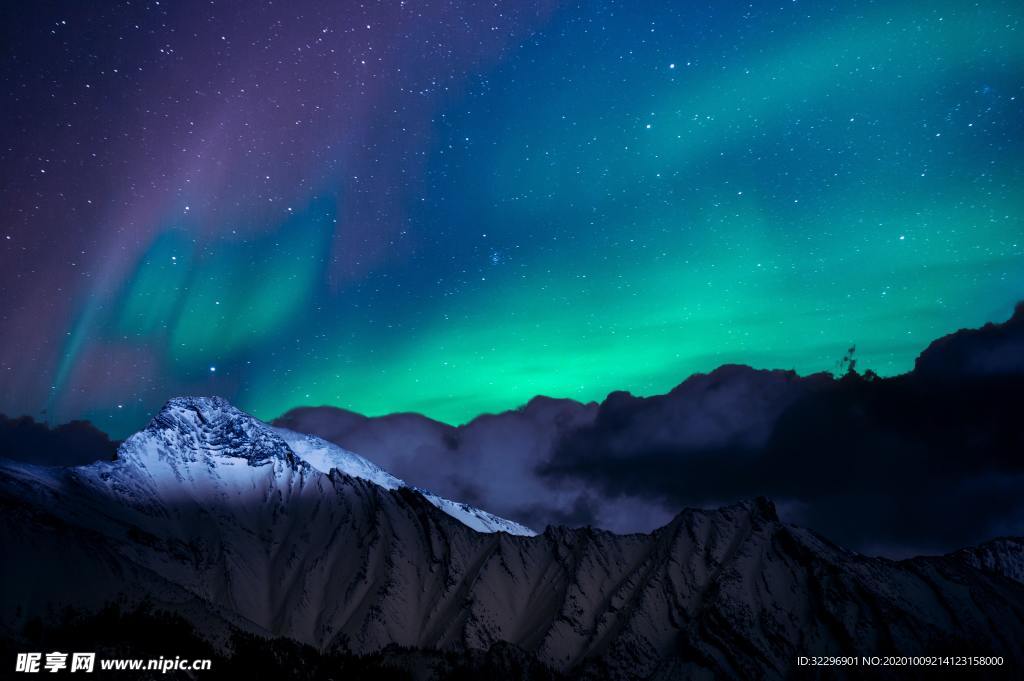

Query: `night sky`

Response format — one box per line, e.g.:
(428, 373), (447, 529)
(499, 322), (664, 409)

(1, 0), (1022, 438)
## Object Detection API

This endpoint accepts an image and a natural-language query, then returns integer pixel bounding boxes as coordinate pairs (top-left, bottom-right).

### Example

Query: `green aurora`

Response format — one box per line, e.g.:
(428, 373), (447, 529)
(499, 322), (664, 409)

(4, 0), (1021, 436)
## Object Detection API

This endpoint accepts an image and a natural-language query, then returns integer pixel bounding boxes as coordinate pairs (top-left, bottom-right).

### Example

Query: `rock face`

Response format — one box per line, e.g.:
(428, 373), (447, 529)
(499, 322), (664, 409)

(2, 397), (1024, 679)
(954, 537), (1024, 585)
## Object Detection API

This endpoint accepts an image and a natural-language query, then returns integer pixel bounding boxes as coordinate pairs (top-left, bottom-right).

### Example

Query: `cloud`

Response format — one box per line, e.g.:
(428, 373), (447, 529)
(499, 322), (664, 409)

(0, 414), (119, 466)
(274, 367), (827, 536)
(543, 369), (1024, 555)
(273, 397), (668, 534)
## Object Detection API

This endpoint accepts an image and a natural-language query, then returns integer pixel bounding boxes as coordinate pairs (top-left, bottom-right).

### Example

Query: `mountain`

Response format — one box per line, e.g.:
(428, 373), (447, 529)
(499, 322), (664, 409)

(3, 396), (1024, 679)
(954, 537), (1024, 585)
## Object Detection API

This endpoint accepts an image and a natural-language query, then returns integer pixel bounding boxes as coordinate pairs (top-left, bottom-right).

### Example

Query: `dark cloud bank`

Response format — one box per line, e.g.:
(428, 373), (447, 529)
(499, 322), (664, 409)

(0, 415), (119, 466)
(277, 303), (1024, 557)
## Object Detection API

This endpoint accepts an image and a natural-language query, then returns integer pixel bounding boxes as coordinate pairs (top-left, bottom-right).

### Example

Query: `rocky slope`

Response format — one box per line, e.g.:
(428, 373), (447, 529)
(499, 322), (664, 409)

(2, 397), (1024, 679)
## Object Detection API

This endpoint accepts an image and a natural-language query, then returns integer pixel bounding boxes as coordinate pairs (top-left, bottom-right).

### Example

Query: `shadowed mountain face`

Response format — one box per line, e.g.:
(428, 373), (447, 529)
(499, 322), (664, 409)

(3, 397), (1024, 680)
(276, 305), (1024, 556)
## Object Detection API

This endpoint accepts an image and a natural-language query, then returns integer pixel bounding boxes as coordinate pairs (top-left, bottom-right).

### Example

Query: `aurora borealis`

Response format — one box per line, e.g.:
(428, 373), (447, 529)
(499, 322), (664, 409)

(1, 0), (1022, 437)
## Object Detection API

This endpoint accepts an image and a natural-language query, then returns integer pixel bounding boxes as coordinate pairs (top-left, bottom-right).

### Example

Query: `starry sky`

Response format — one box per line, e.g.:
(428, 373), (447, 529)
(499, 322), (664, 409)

(1, 0), (1022, 438)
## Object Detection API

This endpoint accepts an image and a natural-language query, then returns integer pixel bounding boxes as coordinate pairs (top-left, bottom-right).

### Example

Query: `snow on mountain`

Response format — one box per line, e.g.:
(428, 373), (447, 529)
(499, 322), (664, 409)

(270, 426), (404, 490)
(415, 489), (537, 536)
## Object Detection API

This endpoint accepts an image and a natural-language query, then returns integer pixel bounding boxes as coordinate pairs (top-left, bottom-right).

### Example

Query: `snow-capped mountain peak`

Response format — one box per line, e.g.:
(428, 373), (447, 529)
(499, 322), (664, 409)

(116, 396), (535, 536)
(120, 395), (292, 466)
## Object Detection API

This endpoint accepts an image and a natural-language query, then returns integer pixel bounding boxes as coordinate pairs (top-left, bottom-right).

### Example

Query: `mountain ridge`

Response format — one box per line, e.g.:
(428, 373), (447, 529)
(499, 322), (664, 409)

(2, 400), (1024, 678)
